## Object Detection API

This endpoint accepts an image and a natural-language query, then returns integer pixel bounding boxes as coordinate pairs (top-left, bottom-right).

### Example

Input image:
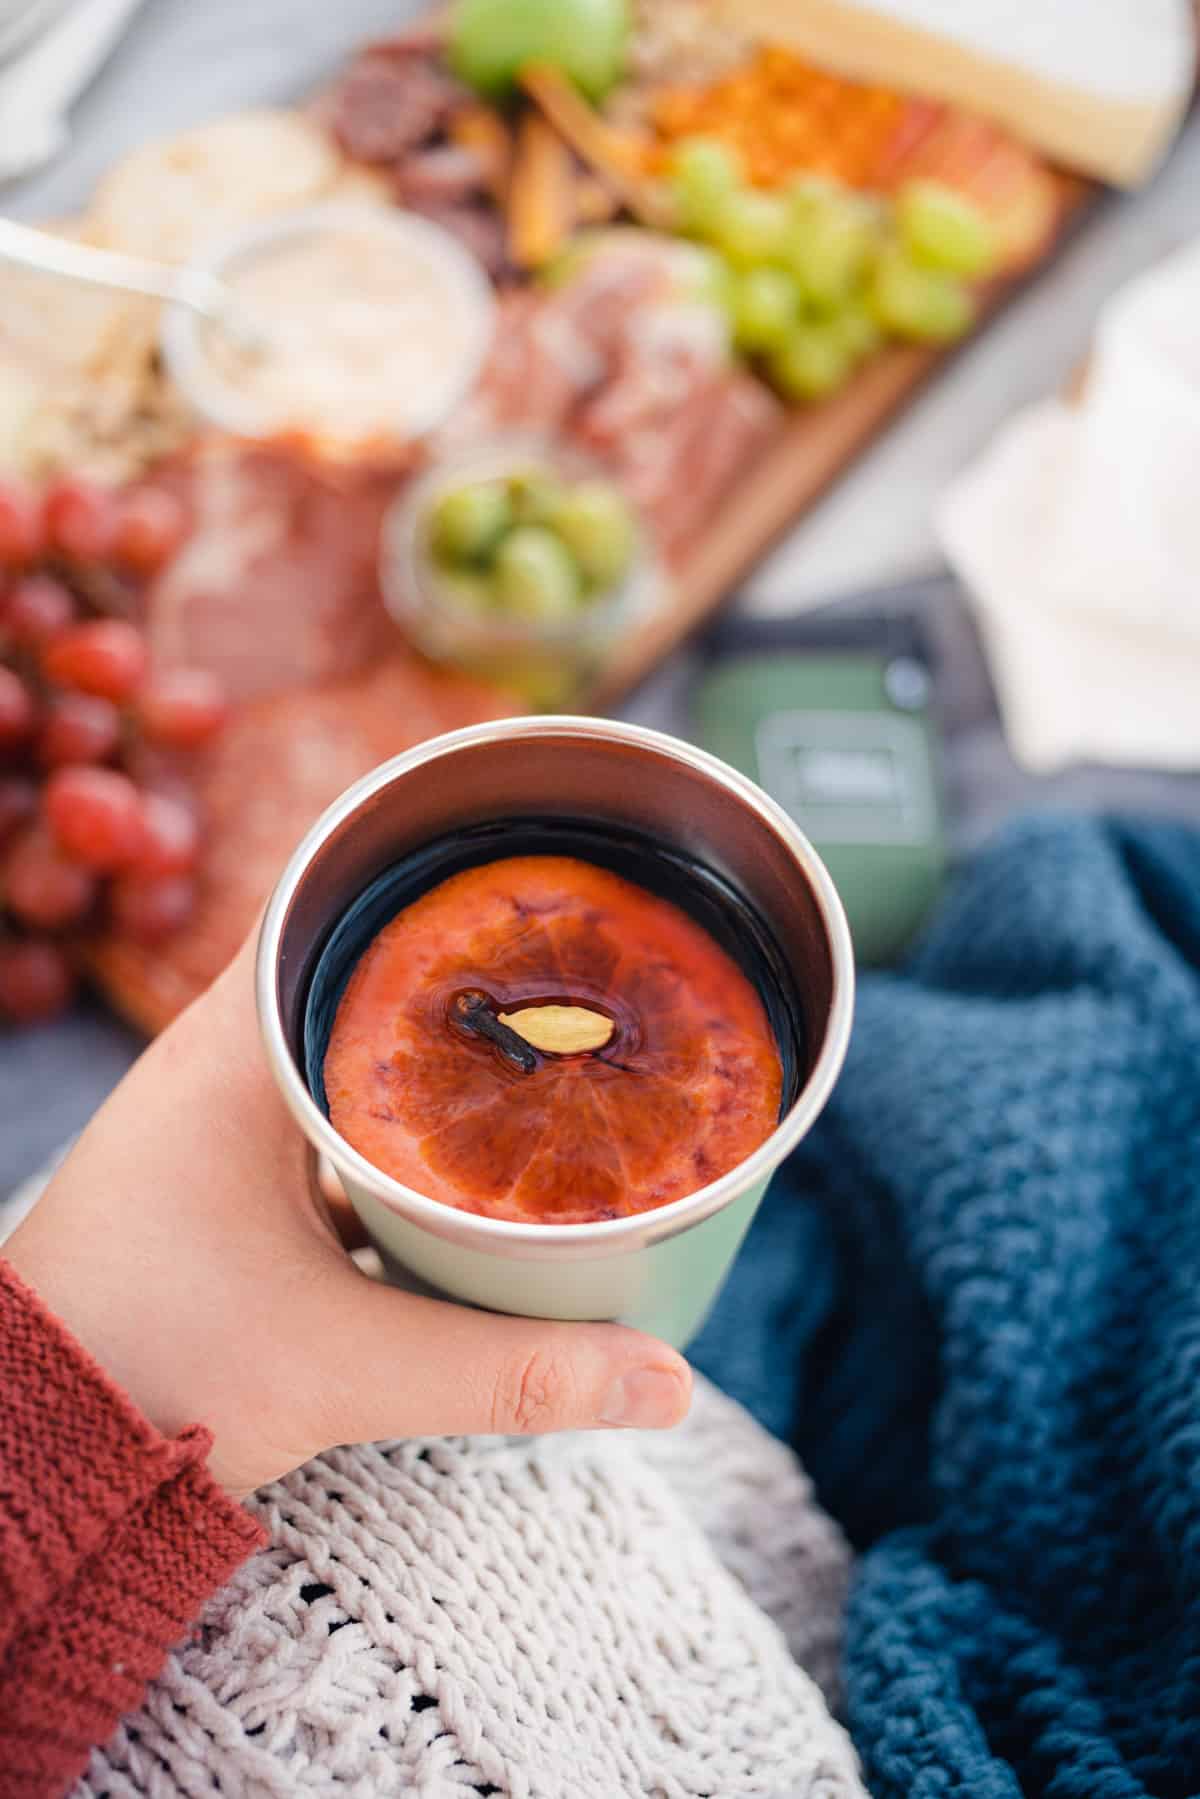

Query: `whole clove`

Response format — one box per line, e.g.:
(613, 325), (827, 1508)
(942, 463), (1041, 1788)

(452, 989), (537, 1074)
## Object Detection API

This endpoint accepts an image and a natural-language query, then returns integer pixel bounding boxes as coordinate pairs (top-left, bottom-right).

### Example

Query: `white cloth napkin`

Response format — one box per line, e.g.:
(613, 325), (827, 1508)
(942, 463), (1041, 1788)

(0, 0), (72, 66)
(0, 0), (144, 183)
(938, 239), (1200, 773)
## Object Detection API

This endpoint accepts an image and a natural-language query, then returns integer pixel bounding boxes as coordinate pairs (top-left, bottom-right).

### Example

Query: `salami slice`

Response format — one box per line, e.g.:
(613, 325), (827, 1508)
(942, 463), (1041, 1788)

(87, 653), (516, 1034)
(145, 439), (415, 703)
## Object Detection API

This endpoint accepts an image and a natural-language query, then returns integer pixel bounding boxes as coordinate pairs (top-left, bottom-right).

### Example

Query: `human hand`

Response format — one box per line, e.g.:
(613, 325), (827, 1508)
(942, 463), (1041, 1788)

(4, 931), (691, 1496)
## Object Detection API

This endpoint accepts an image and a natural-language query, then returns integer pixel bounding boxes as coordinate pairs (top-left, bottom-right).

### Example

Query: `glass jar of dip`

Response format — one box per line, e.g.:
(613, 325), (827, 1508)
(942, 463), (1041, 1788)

(161, 203), (495, 452)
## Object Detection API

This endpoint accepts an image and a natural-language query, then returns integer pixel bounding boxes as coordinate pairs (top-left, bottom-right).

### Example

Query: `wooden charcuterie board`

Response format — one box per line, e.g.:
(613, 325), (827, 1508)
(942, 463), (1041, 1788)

(83, 182), (1083, 1040)
(0, 13), (1096, 1034)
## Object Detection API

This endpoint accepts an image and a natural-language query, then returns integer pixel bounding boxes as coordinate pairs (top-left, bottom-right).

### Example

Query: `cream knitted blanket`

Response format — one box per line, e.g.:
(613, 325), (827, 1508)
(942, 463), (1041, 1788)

(0, 1163), (862, 1798)
(74, 1378), (864, 1798)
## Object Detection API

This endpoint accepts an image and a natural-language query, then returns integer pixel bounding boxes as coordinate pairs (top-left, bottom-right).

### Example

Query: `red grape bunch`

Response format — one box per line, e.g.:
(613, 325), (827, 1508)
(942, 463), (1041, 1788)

(0, 474), (227, 1027)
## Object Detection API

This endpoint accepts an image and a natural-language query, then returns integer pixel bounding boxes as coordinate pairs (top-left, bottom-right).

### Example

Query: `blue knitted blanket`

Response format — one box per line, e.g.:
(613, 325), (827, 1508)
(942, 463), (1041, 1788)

(693, 815), (1200, 1798)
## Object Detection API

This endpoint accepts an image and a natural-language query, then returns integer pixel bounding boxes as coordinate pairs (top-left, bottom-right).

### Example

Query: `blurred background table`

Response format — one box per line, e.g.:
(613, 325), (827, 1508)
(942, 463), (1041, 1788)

(4, 0), (1200, 1193)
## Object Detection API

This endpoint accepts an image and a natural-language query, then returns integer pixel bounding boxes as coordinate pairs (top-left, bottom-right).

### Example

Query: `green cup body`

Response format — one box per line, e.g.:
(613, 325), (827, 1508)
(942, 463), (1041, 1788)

(343, 1171), (770, 1349)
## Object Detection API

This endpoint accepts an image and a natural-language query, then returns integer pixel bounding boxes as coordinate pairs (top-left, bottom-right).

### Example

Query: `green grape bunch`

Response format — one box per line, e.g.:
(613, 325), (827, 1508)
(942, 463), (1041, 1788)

(665, 137), (998, 403)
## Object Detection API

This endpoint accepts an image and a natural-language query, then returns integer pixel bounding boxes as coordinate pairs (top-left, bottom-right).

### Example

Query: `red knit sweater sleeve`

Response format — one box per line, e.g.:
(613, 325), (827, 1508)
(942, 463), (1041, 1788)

(0, 1259), (266, 1798)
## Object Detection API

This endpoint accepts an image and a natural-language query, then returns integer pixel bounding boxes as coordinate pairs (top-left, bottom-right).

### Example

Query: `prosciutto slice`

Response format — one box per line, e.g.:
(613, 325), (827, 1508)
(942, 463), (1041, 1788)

(144, 439), (413, 703)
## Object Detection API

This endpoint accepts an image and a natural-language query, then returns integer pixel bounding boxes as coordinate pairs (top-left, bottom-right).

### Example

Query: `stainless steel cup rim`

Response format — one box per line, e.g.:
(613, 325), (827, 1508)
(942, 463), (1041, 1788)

(256, 716), (855, 1261)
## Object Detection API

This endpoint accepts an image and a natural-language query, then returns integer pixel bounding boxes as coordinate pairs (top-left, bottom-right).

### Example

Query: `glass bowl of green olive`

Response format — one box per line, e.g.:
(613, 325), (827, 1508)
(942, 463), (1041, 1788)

(380, 439), (659, 708)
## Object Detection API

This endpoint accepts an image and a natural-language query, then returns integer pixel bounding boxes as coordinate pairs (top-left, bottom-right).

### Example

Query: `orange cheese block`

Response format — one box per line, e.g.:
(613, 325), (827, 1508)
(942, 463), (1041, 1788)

(323, 854), (782, 1224)
(648, 44), (1068, 268)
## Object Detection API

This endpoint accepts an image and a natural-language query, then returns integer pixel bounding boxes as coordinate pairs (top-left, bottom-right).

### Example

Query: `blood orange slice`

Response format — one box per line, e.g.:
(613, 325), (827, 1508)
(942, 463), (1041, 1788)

(323, 854), (782, 1224)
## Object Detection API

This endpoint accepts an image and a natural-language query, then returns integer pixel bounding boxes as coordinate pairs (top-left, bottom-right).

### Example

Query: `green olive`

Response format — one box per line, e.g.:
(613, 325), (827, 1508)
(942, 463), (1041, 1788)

(506, 469), (569, 526)
(434, 568), (498, 616)
(494, 526), (582, 623)
(429, 482), (512, 566)
(548, 481), (636, 592)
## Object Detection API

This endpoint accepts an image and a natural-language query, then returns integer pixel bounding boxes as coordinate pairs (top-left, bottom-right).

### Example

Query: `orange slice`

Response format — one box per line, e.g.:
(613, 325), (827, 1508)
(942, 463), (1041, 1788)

(323, 854), (782, 1224)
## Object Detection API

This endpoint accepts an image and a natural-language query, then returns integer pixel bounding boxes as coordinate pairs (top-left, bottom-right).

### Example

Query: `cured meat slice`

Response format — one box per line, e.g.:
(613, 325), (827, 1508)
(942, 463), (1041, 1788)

(328, 51), (464, 165)
(440, 239), (780, 562)
(395, 145), (488, 206)
(631, 370), (782, 558)
(86, 654), (516, 1033)
(144, 439), (414, 704)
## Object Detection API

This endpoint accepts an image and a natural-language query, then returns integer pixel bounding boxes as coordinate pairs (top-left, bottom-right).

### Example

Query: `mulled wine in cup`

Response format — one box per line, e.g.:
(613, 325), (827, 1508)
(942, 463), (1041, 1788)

(257, 718), (853, 1348)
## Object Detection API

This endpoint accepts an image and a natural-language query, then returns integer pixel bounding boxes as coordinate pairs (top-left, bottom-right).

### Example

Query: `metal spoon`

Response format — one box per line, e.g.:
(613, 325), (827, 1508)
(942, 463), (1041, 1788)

(0, 215), (270, 354)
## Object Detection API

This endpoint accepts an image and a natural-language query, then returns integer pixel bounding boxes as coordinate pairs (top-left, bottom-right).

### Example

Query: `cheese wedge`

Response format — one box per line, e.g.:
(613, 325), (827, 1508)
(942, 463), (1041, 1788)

(713, 0), (1196, 187)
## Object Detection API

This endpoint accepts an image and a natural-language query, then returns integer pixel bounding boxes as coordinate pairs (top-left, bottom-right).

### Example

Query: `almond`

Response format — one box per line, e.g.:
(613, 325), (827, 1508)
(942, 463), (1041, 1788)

(498, 1003), (615, 1055)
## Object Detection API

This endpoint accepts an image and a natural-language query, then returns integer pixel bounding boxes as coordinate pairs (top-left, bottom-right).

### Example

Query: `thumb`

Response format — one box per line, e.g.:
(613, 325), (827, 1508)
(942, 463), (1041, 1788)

(309, 1265), (693, 1444)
